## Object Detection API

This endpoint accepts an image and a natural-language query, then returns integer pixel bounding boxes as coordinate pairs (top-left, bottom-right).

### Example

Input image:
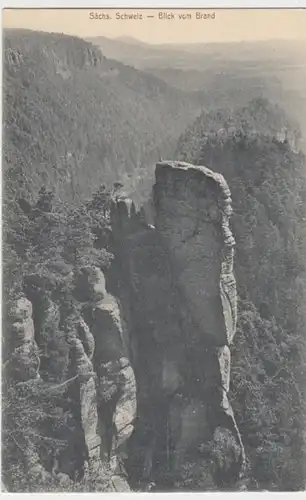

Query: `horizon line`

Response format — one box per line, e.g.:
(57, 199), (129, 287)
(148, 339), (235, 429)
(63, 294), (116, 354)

(4, 27), (306, 46)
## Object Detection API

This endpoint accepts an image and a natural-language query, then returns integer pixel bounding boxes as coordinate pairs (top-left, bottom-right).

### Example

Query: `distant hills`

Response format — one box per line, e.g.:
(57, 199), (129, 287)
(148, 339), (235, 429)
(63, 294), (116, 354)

(4, 29), (306, 208)
(89, 36), (306, 145)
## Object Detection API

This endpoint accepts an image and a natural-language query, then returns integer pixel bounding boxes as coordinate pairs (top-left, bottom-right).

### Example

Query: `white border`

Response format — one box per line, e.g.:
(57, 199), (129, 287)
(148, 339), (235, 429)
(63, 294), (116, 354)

(2, 1), (306, 8)
(1, 1), (306, 500)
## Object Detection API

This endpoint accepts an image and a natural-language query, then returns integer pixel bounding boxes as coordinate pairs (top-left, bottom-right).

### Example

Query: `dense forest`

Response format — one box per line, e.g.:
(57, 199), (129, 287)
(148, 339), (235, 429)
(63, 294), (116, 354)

(2, 172), (121, 490)
(3, 29), (202, 205)
(2, 29), (306, 492)
(176, 101), (306, 490)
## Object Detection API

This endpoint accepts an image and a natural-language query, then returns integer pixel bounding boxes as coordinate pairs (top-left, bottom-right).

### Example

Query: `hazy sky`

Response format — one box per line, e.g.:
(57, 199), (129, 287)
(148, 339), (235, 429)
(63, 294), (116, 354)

(3, 8), (306, 44)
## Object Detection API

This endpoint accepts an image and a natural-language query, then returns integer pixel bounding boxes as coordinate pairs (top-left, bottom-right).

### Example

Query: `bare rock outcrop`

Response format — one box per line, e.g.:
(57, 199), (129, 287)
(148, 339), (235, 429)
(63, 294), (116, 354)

(81, 267), (137, 479)
(70, 336), (100, 462)
(153, 161), (244, 484)
(154, 161), (237, 346)
(78, 318), (95, 360)
(111, 161), (245, 489)
(7, 296), (40, 381)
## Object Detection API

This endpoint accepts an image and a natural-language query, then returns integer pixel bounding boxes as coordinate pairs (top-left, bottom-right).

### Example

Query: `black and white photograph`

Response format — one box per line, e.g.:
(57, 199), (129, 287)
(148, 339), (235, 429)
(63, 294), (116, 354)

(2, 6), (306, 493)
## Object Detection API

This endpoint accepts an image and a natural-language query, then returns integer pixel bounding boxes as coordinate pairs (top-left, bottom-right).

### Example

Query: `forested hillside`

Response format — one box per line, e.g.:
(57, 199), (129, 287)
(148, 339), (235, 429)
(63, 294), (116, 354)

(90, 37), (306, 150)
(176, 101), (306, 490)
(2, 27), (306, 492)
(3, 169), (124, 490)
(3, 29), (201, 205)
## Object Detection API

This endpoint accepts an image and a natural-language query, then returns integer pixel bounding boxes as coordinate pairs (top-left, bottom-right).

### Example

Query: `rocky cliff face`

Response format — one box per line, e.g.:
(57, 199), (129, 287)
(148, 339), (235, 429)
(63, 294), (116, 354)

(59, 267), (136, 490)
(4, 270), (135, 491)
(6, 297), (40, 382)
(110, 160), (245, 490)
(154, 161), (237, 346)
(5, 161), (244, 491)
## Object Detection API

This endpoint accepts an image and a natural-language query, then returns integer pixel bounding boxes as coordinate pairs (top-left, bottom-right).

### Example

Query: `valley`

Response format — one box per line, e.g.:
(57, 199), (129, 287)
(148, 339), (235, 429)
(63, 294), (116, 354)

(2, 28), (306, 493)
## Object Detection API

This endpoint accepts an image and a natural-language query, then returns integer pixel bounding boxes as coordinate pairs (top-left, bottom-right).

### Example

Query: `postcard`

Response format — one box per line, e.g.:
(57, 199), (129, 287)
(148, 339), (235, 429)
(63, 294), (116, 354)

(2, 7), (306, 493)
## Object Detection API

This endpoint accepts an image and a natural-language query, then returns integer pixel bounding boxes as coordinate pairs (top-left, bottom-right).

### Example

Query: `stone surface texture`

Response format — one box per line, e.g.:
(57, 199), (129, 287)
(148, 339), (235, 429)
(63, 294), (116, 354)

(110, 161), (245, 488)
(8, 296), (40, 381)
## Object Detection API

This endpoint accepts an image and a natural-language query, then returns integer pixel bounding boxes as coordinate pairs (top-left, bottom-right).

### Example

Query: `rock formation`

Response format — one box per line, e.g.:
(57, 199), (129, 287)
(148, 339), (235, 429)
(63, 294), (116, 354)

(79, 266), (137, 488)
(7, 296), (40, 381)
(154, 162), (244, 480)
(4, 160), (244, 491)
(5, 271), (136, 491)
(111, 161), (245, 489)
